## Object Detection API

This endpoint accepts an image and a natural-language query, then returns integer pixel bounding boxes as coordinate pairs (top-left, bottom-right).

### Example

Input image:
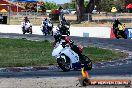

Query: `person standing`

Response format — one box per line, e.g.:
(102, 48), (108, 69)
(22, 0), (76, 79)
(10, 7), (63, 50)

(0, 14), (3, 24)
(58, 6), (64, 22)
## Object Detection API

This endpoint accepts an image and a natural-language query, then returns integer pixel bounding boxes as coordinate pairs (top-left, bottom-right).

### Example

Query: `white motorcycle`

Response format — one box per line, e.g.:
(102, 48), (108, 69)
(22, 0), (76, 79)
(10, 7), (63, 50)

(52, 40), (92, 71)
(21, 22), (32, 34)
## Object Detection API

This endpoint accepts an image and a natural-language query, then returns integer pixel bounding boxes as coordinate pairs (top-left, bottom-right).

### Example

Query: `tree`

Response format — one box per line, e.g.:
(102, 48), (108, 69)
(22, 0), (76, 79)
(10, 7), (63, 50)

(63, 3), (71, 9)
(125, 0), (132, 6)
(76, 0), (96, 22)
(97, 0), (125, 12)
(70, 0), (76, 9)
(86, 0), (95, 13)
(76, 0), (84, 23)
(44, 1), (59, 10)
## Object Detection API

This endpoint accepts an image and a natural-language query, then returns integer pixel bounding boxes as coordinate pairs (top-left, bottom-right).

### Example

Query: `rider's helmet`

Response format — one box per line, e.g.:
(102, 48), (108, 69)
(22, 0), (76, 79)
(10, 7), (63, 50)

(24, 16), (29, 23)
(114, 18), (119, 24)
(64, 36), (70, 42)
(44, 17), (48, 21)
(24, 16), (28, 20)
(64, 36), (74, 45)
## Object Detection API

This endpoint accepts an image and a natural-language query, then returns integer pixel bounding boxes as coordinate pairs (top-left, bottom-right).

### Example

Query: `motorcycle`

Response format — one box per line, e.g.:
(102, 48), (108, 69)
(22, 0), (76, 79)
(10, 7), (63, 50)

(52, 40), (92, 71)
(58, 22), (70, 36)
(41, 21), (53, 36)
(113, 24), (127, 39)
(21, 22), (32, 34)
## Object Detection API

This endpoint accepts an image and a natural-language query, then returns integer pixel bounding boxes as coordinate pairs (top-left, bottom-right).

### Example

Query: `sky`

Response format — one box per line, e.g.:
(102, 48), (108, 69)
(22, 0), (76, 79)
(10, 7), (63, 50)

(43, 0), (70, 4)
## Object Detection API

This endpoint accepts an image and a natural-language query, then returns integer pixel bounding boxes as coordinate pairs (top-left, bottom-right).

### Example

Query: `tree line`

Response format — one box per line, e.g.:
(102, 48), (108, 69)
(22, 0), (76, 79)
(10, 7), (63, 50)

(63, 0), (131, 22)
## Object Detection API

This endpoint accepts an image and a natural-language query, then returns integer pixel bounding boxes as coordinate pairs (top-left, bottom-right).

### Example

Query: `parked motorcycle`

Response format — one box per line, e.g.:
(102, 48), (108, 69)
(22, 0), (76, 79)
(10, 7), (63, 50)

(21, 22), (32, 34)
(52, 40), (92, 71)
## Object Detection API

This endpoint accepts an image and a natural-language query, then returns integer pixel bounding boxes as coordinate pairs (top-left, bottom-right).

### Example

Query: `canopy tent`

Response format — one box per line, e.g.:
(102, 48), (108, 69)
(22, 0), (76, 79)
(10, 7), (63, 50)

(126, 4), (132, 9)
(9, 0), (38, 2)
(0, 9), (8, 12)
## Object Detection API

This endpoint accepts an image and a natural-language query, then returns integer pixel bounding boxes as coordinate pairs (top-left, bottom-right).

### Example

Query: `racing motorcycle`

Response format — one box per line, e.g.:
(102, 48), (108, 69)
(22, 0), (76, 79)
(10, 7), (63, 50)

(21, 22), (32, 34)
(52, 40), (92, 71)
(41, 21), (53, 36)
(58, 22), (70, 36)
(113, 24), (127, 39)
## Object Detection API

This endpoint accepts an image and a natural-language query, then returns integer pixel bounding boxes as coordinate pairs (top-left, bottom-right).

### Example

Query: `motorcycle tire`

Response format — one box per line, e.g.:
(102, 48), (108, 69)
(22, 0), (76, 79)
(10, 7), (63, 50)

(29, 28), (32, 34)
(51, 31), (53, 36)
(124, 33), (127, 39)
(67, 31), (70, 36)
(30, 31), (32, 34)
(57, 54), (71, 71)
(22, 29), (25, 34)
(82, 55), (92, 71)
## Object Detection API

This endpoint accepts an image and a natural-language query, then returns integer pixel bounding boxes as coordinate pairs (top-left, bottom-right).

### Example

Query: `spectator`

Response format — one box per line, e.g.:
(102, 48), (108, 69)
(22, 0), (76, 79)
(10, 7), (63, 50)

(0, 14), (3, 24)
(58, 6), (64, 22)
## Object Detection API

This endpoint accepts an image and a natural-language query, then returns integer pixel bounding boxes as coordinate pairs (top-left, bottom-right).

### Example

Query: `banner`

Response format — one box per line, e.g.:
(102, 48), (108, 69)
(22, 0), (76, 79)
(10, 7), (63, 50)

(37, 3), (42, 12)
(125, 28), (132, 39)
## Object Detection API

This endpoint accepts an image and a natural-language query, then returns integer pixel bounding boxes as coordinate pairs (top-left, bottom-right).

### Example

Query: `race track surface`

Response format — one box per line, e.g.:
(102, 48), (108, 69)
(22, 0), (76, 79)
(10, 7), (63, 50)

(0, 33), (132, 78)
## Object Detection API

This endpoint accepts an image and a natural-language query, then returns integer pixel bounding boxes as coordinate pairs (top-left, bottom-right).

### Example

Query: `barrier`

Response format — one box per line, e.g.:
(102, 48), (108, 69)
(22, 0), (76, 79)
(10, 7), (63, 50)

(110, 28), (132, 39)
(0, 24), (112, 38)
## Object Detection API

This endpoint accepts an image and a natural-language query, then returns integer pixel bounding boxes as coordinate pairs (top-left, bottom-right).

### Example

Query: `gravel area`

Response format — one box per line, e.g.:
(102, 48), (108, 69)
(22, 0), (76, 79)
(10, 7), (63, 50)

(0, 76), (131, 88)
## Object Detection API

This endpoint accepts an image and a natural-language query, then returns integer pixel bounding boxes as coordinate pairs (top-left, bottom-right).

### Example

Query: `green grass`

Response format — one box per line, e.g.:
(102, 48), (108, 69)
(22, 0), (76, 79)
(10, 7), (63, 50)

(83, 47), (127, 63)
(0, 38), (128, 67)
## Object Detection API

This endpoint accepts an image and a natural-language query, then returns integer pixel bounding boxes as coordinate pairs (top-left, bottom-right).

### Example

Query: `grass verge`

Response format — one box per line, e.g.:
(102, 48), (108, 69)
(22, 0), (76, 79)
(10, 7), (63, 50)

(0, 38), (128, 67)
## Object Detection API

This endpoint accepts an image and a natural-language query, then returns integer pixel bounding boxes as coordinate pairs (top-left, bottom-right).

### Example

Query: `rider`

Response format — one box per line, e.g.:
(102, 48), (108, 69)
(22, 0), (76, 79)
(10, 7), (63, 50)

(113, 18), (122, 37)
(42, 18), (49, 32)
(23, 16), (30, 24)
(42, 18), (49, 26)
(22, 16), (31, 30)
(58, 17), (70, 34)
(60, 17), (68, 25)
(53, 34), (83, 61)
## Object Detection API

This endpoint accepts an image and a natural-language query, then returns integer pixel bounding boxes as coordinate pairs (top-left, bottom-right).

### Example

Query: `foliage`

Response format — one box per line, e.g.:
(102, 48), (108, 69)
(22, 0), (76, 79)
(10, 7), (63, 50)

(69, 0), (76, 9)
(97, 0), (126, 12)
(125, 0), (132, 5)
(84, 1), (89, 8)
(63, 3), (71, 9)
(24, 3), (37, 12)
(43, 1), (59, 10)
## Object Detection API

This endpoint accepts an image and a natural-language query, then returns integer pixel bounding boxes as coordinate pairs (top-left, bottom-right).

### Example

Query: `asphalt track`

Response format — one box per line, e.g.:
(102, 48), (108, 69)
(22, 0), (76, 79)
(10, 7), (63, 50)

(0, 33), (132, 78)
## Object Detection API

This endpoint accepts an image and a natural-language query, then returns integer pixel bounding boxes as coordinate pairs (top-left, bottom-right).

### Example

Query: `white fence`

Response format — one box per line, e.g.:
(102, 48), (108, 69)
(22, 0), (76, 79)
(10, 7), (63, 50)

(0, 25), (111, 38)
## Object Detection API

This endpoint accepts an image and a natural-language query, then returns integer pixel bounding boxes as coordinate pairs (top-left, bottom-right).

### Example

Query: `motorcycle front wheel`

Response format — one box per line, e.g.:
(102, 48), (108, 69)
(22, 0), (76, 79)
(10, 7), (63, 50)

(82, 55), (92, 71)
(67, 31), (70, 36)
(57, 54), (71, 71)
(29, 28), (32, 34)
(22, 29), (26, 34)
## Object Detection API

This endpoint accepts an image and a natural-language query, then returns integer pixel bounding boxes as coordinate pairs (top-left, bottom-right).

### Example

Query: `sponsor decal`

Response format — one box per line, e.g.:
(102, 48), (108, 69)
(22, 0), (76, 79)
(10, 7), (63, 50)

(79, 67), (131, 86)
(88, 79), (131, 85)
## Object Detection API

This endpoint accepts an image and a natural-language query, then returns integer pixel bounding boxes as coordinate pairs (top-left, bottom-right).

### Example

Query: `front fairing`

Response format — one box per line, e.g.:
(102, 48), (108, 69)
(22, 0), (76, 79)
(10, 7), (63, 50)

(52, 43), (63, 57)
